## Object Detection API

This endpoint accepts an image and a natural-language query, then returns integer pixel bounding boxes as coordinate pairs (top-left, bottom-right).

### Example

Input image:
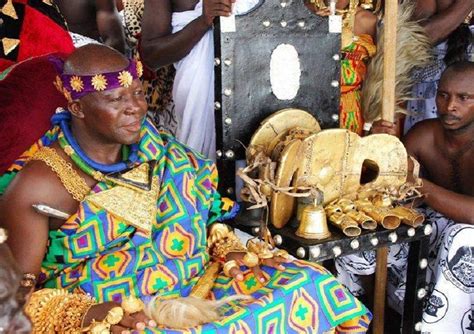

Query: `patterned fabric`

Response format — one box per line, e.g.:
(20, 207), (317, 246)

(336, 207), (474, 333)
(339, 34), (376, 135)
(3, 118), (371, 332)
(123, 0), (177, 134)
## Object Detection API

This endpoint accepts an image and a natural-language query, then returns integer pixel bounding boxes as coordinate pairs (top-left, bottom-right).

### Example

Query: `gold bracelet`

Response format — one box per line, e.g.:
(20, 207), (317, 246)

(19, 272), (37, 288)
(25, 289), (95, 333)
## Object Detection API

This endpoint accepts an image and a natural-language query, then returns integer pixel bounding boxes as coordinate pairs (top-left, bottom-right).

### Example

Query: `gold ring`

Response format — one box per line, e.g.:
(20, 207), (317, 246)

(242, 252), (259, 267)
(121, 296), (145, 314)
(223, 260), (239, 277)
(105, 306), (124, 325)
(273, 249), (289, 259)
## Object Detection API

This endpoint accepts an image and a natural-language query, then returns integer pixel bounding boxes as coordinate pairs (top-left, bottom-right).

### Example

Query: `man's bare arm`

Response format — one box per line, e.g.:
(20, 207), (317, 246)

(96, 0), (127, 54)
(420, 179), (474, 224)
(416, 0), (473, 45)
(140, 0), (231, 69)
(0, 166), (53, 275)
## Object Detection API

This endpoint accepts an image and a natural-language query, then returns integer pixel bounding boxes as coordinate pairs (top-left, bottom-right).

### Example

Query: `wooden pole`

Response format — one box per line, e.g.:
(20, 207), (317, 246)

(381, 0), (398, 122)
(373, 4), (399, 332)
(373, 247), (389, 334)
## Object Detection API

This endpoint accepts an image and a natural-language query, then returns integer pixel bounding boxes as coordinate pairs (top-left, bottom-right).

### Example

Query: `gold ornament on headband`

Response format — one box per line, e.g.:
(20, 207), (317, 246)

(91, 74), (108, 91)
(118, 70), (133, 88)
(70, 76), (84, 93)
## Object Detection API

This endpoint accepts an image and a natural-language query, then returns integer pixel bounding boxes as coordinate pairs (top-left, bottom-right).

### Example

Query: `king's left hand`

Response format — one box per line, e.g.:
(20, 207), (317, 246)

(223, 250), (292, 283)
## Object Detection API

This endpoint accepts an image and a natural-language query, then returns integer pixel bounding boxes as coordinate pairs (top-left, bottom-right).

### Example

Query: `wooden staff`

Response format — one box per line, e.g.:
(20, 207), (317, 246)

(373, 2), (398, 333)
(381, 0), (398, 123)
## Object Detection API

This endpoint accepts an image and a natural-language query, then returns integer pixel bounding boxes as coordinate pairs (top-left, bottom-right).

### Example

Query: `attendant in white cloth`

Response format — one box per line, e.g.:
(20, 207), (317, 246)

(140, 0), (234, 160)
(337, 61), (474, 332)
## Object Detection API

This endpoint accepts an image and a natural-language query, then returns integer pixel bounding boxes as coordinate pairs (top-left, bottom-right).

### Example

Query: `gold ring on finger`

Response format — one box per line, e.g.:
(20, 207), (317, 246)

(121, 295), (145, 314)
(105, 306), (124, 325)
(242, 252), (259, 267)
(273, 249), (290, 259)
(223, 260), (239, 277)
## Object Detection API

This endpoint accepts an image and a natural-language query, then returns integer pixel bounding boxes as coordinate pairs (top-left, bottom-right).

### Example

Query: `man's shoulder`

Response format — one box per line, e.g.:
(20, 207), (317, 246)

(407, 118), (441, 137)
(2, 159), (63, 204)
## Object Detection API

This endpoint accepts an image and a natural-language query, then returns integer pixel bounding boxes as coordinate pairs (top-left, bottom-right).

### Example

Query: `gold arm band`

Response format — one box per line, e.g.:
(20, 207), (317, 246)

(31, 147), (90, 202)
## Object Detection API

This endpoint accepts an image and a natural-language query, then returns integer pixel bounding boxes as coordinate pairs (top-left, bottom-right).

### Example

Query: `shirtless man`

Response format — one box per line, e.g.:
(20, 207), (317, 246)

(140, 0), (234, 159)
(55, 0), (126, 54)
(374, 62), (474, 221)
(364, 61), (474, 331)
(404, 0), (473, 131)
(414, 0), (473, 45)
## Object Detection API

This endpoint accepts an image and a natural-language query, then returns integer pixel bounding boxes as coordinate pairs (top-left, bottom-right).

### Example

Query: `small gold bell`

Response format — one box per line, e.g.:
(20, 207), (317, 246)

(296, 192), (331, 240)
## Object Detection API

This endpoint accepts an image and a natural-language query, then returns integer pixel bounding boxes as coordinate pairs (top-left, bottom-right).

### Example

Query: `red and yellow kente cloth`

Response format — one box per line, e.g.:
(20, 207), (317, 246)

(339, 34), (376, 135)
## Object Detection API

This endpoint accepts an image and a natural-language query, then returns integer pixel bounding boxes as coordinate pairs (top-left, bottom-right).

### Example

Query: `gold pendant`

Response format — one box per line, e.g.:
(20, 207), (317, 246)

(86, 163), (159, 234)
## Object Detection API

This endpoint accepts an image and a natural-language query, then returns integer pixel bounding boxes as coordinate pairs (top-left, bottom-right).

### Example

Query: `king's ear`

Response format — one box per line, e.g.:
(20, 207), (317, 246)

(68, 100), (84, 119)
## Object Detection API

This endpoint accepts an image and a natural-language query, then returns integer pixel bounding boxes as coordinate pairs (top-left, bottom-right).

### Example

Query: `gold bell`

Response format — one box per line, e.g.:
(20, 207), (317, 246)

(296, 192), (331, 240)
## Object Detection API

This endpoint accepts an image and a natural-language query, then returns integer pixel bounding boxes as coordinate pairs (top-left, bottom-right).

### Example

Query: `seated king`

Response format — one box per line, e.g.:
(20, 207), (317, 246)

(0, 44), (371, 333)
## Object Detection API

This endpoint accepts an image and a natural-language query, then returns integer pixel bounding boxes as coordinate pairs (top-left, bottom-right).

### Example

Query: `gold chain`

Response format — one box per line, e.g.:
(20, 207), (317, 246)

(31, 147), (91, 202)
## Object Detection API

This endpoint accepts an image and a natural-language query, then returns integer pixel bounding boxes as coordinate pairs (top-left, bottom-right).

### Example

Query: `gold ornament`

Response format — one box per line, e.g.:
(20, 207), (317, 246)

(345, 210), (377, 230)
(91, 74), (108, 91)
(25, 289), (95, 333)
(358, 205), (401, 229)
(242, 252), (259, 267)
(121, 295), (145, 314)
(64, 145), (74, 156)
(273, 249), (290, 260)
(19, 273), (37, 288)
(89, 321), (111, 334)
(297, 202), (331, 240)
(247, 239), (274, 260)
(118, 70), (133, 88)
(105, 307), (124, 325)
(70, 76), (85, 92)
(190, 262), (221, 299)
(86, 163), (159, 234)
(327, 212), (361, 237)
(223, 260), (239, 277)
(30, 147), (90, 201)
(391, 206), (424, 228)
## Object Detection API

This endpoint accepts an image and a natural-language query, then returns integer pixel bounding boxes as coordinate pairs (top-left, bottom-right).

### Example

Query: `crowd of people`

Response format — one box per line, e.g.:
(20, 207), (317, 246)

(0, 0), (473, 333)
